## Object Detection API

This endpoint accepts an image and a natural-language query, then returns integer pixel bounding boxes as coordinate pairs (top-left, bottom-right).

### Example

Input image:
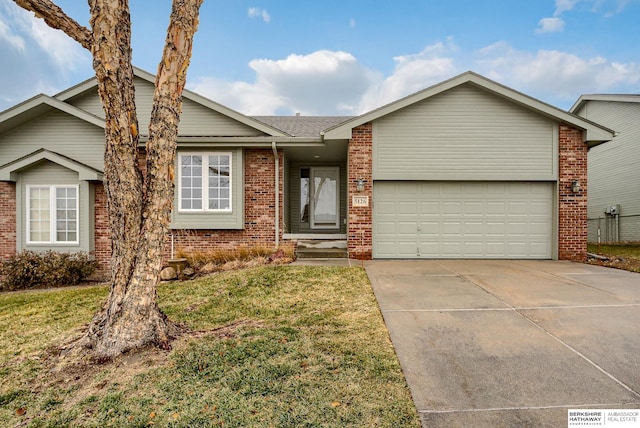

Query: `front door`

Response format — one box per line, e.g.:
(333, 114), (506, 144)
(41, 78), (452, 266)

(300, 167), (340, 230)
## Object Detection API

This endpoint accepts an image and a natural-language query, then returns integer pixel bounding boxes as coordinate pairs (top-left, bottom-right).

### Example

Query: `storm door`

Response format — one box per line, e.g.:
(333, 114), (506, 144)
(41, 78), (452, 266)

(299, 167), (340, 230)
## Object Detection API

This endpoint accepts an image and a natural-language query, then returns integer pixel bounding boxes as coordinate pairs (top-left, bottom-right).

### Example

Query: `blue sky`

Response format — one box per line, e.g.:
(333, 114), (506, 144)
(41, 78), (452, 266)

(1, 0), (639, 115)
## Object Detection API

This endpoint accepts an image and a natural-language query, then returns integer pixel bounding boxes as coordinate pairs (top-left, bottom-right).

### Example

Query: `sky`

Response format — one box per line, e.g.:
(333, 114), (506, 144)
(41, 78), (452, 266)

(0, 0), (639, 115)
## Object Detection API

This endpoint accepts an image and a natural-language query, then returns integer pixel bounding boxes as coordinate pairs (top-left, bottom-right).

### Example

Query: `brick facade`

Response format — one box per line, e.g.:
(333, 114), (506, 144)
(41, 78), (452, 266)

(88, 148), (289, 274)
(558, 124), (588, 261)
(165, 148), (290, 258)
(0, 125), (592, 270)
(347, 123), (373, 259)
(93, 183), (111, 276)
(344, 122), (589, 261)
(0, 182), (16, 260)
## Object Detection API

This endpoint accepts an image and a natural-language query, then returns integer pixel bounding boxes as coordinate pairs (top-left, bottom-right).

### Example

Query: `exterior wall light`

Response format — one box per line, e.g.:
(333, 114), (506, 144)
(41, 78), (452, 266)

(571, 180), (581, 193)
(356, 178), (365, 192)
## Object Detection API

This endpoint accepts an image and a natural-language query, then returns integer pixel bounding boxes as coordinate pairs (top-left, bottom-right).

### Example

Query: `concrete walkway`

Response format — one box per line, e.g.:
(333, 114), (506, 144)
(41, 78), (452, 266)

(365, 260), (640, 427)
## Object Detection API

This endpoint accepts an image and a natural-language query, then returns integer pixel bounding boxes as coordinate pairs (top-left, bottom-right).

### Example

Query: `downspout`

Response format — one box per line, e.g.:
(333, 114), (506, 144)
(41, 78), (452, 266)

(272, 142), (279, 248)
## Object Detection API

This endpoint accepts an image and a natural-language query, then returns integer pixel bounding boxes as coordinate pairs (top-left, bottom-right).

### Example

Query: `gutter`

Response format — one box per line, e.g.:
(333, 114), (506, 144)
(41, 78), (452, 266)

(272, 141), (279, 248)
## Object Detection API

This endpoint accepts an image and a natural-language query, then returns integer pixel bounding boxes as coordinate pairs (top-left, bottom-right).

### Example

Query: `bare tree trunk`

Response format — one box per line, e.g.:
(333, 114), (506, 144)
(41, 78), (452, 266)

(87, 0), (203, 359)
(13, 0), (203, 359)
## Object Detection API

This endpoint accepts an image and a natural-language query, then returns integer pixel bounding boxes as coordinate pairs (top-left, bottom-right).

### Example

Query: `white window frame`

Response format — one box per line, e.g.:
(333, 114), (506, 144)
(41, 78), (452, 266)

(26, 185), (79, 245)
(178, 152), (232, 213)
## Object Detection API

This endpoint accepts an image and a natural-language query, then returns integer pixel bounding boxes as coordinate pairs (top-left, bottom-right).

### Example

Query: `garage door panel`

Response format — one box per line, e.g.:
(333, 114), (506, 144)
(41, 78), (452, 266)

(442, 222), (462, 235)
(397, 221), (419, 235)
(420, 201), (440, 215)
(486, 202), (507, 215)
(442, 201), (463, 215)
(442, 241), (463, 256)
(373, 181), (553, 259)
(486, 242), (506, 256)
(463, 221), (484, 235)
(419, 221), (440, 235)
(396, 241), (420, 257)
(464, 201), (484, 215)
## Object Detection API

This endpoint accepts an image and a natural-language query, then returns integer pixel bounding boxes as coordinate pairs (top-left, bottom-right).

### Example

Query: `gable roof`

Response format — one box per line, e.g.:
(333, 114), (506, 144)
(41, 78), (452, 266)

(0, 148), (103, 181)
(252, 116), (351, 138)
(324, 71), (615, 145)
(0, 94), (105, 136)
(570, 94), (640, 113)
(55, 67), (289, 137)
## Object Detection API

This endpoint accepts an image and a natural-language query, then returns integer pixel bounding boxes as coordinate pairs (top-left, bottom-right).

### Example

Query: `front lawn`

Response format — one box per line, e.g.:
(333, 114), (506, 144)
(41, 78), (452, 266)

(0, 266), (419, 427)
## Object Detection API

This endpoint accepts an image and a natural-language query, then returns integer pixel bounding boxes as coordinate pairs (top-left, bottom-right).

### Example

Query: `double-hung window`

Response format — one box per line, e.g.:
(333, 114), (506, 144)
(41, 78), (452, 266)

(27, 185), (79, 244)
(179, 153), (232, 212)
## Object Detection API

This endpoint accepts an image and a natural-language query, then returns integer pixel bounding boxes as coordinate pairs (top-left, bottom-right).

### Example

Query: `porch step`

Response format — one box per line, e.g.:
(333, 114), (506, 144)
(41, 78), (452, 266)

(295, 240), (348, 259)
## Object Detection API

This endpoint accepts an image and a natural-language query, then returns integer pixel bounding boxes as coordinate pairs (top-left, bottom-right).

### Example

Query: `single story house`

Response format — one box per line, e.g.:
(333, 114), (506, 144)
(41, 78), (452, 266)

(570, 95), (640, 243)
(0, 69), (615, 274)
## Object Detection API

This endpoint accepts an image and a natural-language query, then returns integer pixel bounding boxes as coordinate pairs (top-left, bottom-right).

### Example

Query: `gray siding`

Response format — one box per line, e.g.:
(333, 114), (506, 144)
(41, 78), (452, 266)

(373, 83), (558, 181)
(0, 111), (105, 171)
(579, 101), (640, 241)
(17, 161), (92, 253)
(170, 148), (244, 229)
(68, 77), (264, 136)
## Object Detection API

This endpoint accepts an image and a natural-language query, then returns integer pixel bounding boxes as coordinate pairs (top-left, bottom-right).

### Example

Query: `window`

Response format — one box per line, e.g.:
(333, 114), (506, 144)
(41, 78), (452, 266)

(27, 185), (78, 244)
(179, 153), (231, 212)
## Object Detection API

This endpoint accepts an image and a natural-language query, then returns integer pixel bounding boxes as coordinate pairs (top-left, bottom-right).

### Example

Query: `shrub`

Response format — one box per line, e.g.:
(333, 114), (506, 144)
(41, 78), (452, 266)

(0, 250), (96, 291)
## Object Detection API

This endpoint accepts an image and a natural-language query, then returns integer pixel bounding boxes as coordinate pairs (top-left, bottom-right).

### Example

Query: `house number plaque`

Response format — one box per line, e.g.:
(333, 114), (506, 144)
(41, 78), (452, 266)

(352, 196), (369, 207)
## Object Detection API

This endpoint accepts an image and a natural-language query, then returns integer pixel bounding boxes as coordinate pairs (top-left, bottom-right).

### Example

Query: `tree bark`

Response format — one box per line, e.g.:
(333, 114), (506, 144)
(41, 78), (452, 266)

(13, 0), (203, 359)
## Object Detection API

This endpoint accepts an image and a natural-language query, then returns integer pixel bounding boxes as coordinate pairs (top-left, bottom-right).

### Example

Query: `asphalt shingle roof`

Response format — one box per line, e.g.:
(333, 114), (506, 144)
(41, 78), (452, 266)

(252, 115), (352, 138)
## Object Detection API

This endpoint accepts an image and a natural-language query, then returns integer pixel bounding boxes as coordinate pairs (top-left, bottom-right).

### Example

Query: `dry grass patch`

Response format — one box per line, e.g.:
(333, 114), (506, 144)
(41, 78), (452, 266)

(587, 243), (640, 273)
(0, 266), (419, 427)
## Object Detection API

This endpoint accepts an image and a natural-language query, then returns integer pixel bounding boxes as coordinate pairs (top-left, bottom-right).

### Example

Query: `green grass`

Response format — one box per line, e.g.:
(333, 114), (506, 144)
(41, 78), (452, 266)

(588, 242), (640, 259)
(0, 266), (419, 427)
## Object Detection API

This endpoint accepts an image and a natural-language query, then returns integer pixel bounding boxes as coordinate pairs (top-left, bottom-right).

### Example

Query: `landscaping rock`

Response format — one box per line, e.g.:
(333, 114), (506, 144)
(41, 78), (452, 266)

(268, 249), (286, 262)
(160, 267), (177, 281)
(199, 262), (219, 274)
(182, 267), (195, 278)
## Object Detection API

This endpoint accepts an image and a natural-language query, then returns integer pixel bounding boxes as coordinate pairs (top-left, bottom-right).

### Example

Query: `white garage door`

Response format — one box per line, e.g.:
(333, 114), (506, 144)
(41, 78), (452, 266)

(373, 181), (553, 259)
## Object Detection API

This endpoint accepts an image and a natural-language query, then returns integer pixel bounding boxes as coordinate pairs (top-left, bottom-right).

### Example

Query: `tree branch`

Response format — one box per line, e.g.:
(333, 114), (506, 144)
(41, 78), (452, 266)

(13, 0), (92, 49)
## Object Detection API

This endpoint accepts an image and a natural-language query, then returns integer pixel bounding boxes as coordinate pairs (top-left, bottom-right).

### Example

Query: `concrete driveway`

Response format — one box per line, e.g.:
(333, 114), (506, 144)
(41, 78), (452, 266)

(365, 260), (640, 427)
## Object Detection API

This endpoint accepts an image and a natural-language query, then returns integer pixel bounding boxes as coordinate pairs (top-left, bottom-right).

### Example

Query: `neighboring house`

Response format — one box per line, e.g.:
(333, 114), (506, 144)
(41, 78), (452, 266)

(0, 69), (614, 275)
(570, 95), (640, 243)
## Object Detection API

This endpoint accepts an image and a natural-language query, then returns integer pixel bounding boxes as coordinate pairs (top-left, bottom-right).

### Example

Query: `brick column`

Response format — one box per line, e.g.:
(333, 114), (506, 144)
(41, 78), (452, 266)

(93, 182), (112, 276)
(348, 123), (373, 259)
(0, 182), (16, 260)
(558, 124), (588, 261)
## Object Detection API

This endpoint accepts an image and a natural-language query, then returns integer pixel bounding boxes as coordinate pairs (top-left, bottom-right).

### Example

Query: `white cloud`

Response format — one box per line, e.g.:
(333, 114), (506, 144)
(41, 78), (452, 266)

(357, 40), (459, 113)
(536, 17), (566, 33)
(0, 17), (25, 51)
(0, 1), (86, 71)
(0, 0), (90, 109)
(554, 0), (581, 15)
(189, 50), (379, 115)
(537, 0), (637, 33)
(475, 41), (640, 104)
(188, 39), (640, 116)
(248, 7), (270, 23)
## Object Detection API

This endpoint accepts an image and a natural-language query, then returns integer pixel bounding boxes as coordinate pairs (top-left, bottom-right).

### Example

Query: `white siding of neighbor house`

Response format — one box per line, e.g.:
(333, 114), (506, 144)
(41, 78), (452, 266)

(577, 101), (640, 242)
(0, 111), (105, 171)
(68, 77), (264, 136)
(373, 83), (558, 181)
(17, 161), (93, 253)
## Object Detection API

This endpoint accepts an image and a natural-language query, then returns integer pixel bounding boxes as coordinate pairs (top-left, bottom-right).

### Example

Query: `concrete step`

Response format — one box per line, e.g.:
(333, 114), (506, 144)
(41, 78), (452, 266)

(295, 247), (348, 259)
(296, 239), (347, 249)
